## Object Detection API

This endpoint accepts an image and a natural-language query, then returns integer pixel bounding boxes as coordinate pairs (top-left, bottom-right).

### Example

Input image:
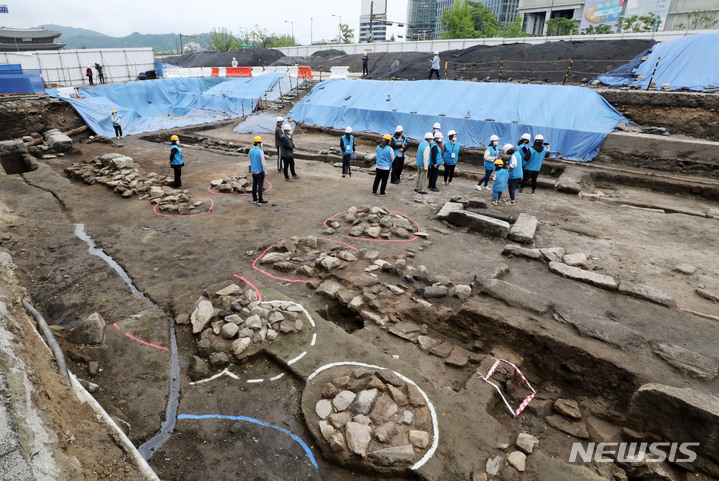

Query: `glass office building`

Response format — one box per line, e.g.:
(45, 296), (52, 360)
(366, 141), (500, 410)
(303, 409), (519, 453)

(407, 0), (438, 40)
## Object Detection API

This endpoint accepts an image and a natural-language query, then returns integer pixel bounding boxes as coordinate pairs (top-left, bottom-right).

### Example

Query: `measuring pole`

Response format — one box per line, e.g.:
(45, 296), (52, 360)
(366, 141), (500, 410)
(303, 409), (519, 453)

(499, 59), (504, 82)
(563, 59), (573, 85)
(646, 57), (661, 90)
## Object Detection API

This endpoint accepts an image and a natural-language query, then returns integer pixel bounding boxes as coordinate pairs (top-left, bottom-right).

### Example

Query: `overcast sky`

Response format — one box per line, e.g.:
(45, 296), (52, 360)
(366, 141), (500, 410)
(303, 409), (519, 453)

(2, 0), (410, 44)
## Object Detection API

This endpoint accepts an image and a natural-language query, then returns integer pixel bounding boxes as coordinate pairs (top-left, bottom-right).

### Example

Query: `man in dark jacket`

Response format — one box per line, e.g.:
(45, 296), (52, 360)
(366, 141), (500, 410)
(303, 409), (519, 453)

(274, 116), (284, 172)
(280, 124), (299, 181)
(389, 125), (408, 184)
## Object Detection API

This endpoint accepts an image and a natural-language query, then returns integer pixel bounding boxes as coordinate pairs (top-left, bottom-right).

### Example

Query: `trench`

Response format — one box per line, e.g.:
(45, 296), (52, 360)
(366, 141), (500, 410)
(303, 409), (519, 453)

(73, 223), (181, 461)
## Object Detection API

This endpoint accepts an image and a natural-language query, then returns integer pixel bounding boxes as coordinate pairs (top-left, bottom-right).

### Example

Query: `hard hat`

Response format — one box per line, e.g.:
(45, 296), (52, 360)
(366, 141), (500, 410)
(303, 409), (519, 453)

(395, 125), (403, 132)
(111, 110), (116, 113)
(521, 133), (531, 141)
(433, 51), (439, 55)
(276, 116), (284, 122)
(253, 136), (262, 143)
(447, 130), (456, 137)
(494, 159), (504, 166)
(282, 123), (292, 131)
(502, 143), (514, 152)
(345, 126), (353, 133)
(170, 135), (179, 141)
(424, 132), (433, 140)
(535, 134), (544, 141)
(489, 134), (499, 142)
(433, 122), (441, 130)
(434, 132), (443, 140)
(383, 134), (392, 141)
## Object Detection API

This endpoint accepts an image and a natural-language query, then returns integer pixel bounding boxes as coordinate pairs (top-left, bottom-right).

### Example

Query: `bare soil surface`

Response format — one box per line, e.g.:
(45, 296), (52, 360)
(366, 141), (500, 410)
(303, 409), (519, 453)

(2, 118), (718, 479)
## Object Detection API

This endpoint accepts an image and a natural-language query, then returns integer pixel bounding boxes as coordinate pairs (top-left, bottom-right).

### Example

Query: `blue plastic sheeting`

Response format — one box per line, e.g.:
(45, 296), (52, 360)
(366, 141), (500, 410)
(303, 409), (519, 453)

(233, 112), (295, 135)
(46, 74), (295, 137)
(0, 68), (44, 94)
(289, 79), (628, 161)
(595, 33), (719, 92)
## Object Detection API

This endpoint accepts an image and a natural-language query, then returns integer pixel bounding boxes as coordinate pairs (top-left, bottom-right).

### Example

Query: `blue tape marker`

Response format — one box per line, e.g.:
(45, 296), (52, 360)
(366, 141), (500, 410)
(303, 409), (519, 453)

(178, 414), (319, 469)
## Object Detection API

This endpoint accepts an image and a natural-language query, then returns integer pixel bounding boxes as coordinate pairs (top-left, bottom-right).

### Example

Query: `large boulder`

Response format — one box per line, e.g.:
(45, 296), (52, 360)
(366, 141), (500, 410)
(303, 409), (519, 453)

(66, 312), (106, 345)
(98, 153), (133, 170)
(508, 213), (538, 244)
(43, 129), (72, 151)
(0, 139), (28, 157)
(437, 202), (464, 221)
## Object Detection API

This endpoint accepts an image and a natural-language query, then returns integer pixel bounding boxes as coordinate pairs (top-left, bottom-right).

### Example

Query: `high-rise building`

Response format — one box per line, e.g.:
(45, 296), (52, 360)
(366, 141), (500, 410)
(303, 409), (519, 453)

(435, 0), (457, 37)
(481, 0), (521, 25)
(360, 0), (389, 42)
(407, 0), (438, 40)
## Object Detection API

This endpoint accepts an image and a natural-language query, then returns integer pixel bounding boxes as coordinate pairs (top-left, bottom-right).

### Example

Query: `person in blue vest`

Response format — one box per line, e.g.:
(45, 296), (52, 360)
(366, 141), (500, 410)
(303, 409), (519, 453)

(169, 135), (184, 189)
(491, 158), (509, 206)
(389, 125), (408, 184)
(442, 130), (459, 185)
(476, 134), (499, 191)
(516, 133), (531, 194)
(340, 127), (355, 178)
(428, 132), (443, 192)
(522, 134), (550, 195)
(111, 110), (122, 138)
(414, 132), (433, 195)
(249, 136), (268, 205)
(503, 143), (521, 206)
(373, 134), (395, 196)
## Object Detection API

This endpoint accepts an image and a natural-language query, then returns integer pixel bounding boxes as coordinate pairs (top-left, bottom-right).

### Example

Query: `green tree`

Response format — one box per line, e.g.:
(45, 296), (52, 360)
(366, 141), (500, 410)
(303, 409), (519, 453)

(546, 18), (578, 36)
(581, 24), (614, 35)
(676, 10), (719, 30)
(341, 23), (354, 43)
(207, 27), (240, 51)
(268, 34), (297, 47)
(466, 1), (503, 37)
(500, 14), (526, 38)
(616, 12), (660, 32)
(440, 0), (478, 39)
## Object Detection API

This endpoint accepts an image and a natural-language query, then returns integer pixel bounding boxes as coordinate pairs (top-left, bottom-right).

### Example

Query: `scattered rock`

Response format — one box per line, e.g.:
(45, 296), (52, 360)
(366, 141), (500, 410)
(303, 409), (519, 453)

(67, 312), (106, 345)
(516, 433), (539, 454)
(502, 244), (541, 259)
(220, 323), (238, 339)
(319, 420), (335, 441)
(549, 261), (617, 290)
(437, 202), (464, 220)
(209, 352), (229, 369)
(329, 432), (346, 453)
(673, 264), (697, 275)
(554, 398), (582, 420)
(409, 430), (430, 449)
(507, 451), (526, 472)
(375, 422), (399, 443)
(486, 455), (504, 476)
(563, 253), (588, 269)
(191, 299), (215, 334)
(316, 399), (333, 419)
(653, 343), (717, 381)
(423, 285), (448, 298)
(368, 445), (415, 466)
(333, 391), (357, 411)
(231, 337), (252, 357)
(618, 282), (676, 307)
(345, 422), (373, 457)
(429, 341), (454, 358)
(445, 347), (470, 367)
(189, 356), (210, 381)
(545, 414), (589, 438)
(352, 389), (379, 415)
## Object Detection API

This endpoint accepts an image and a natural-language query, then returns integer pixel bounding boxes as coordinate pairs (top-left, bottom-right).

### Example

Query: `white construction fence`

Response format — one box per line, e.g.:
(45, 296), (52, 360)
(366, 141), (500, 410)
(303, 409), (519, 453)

(0, 48), (155, 88)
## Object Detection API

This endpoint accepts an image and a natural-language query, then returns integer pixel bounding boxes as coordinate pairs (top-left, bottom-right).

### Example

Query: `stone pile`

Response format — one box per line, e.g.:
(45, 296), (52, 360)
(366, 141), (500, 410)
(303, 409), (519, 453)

(306, 366), (433, 472)
(181, 283), (306, 377)
(209, 175), (254, 194)
(65, 153), (207, 213)
(259, 236), (360, 277)
(325, 206), (418, 240)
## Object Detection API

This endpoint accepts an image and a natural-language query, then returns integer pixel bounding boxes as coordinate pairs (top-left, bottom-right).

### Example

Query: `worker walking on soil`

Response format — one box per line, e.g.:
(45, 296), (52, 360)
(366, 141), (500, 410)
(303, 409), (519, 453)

(428, 132), (443, 192)
(111, 110), (122, 138)
(522, 134), (550, 195)
(95, 63), (105, 84)
(389, 125), (408, 184)
(249, 136), (268, 205)
(373, 134), (394, 196)
(429, 51), (441, 79)
(340, 127), (355, 178)
(442, 130), (459, 185)
(274, 116), (284, 172)
(504, 144), (521, 205)
(169, 135), (184, 189)
(232, 57), (238, 68)
(476, 134), (499, 191)
(491, 159), (508, 206)
(414, 133), (433, 195)
(280, 123), (299, 181)
(362, 53), (369, 77)
(85, 66), (94, 85)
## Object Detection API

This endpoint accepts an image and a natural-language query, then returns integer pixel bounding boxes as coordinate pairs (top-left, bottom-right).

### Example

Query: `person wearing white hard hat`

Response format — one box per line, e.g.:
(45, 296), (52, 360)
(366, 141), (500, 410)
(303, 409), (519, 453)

(414, 132), (433, 195)
(428, 131), (443, 192)
(503, 144), (521, 205)
(429, 51), (441, 79)
(373, 134), (395, 196)
(476, 134), (500, 191)
(522, 134), (550, 195)
(442, 130), (459, 185)
(340, 127), (355, 178)
(389, 125), (408, 184)
(432, 122), (443, 151)
(280, 123), (299, 181)
(274, 116), (285, 172)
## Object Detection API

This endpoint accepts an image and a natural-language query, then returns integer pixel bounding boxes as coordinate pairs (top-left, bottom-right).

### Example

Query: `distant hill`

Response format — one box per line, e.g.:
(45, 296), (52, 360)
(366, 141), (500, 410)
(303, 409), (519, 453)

(38, 24), (209, 54)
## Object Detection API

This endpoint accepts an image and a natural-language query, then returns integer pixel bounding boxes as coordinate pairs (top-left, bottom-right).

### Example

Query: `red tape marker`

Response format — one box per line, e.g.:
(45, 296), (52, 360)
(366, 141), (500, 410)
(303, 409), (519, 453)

(478, 359), (536, 418)
(233, 274), (263, 303)
(113, 322), (168, 351)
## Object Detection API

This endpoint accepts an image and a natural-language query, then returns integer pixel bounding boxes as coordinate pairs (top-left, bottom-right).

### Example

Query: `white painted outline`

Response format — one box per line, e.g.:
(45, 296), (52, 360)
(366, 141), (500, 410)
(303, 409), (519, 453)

(307, 361), (439, 471)
(188, 300), (318, 386)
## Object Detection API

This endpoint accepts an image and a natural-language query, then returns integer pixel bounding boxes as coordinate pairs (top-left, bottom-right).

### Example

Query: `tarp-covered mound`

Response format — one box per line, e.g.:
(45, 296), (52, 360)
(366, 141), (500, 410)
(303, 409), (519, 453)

(163, 48), (285, 68)
(232, 113), (295, 135)
(47, 74), (295, 137)
(595, 33), (719, 92)
(289, 79), (628, 161)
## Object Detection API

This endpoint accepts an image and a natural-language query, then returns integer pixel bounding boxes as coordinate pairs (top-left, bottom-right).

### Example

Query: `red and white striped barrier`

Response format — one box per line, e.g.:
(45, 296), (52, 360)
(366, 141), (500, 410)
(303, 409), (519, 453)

(478, 358), (536, 418)
(164, 65), (312, 79)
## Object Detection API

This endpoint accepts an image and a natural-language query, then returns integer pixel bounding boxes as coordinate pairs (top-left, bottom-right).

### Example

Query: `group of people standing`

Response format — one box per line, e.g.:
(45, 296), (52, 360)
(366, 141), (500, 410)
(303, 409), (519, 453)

(85, 63), (105, 85)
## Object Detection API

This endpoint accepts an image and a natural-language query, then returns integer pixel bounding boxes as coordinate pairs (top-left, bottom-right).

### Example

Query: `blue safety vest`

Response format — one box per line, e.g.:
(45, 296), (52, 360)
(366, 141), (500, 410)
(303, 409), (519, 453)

(341, 134), (354, 154)
(249, 146), (264, 173)
(443, 141), (460, 165)
(170, 145), (184, 166)
(416, 141), (430, 166)
(376, 145), (393, 169)
(493, 168), (509, 192)
(509, 151), (523, 179)
(525, 145), (548, 172)
(484, 144), (498, 170)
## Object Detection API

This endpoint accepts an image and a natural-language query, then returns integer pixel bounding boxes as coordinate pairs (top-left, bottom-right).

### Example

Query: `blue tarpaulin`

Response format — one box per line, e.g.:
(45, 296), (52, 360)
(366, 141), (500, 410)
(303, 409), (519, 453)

(289, 79), (628, 161)
(232, 113), (295, 135)
(595, 33), (719, 92)
(46, 74), (297, 137)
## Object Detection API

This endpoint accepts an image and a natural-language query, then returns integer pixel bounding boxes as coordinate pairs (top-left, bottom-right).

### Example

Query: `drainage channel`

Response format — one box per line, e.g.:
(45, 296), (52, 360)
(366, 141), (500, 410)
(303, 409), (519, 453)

(74, 223), (181, 460)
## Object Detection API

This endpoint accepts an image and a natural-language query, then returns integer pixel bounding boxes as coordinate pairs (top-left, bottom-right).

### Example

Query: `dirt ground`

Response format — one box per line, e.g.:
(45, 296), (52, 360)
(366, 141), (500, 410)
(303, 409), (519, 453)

(1, 113), (718, 479)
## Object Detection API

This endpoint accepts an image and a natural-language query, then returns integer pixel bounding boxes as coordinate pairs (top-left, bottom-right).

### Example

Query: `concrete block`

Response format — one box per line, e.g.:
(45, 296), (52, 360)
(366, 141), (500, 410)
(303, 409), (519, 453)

(508, 213), (538, 244)
(447, 210), (510, 238)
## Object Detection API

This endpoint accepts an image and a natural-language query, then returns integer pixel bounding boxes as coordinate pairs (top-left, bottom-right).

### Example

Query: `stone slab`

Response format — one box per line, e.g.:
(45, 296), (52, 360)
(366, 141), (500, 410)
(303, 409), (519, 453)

(549, 261), (618, 290)
(447, 210), (510, 238)
(508, 213), (538, 244)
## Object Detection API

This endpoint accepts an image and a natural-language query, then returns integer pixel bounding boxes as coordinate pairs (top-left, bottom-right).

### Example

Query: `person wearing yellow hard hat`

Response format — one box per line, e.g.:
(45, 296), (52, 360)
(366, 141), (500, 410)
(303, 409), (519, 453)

(249, 136), (268, 205)
(111, 110), (122, 138)
(491, 158), (509, 206)
(169, 134), (184, 189)
(373, 134), (395, 196)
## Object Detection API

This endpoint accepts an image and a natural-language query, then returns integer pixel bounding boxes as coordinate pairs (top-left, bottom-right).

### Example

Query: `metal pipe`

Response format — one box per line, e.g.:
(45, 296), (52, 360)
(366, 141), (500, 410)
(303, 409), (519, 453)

(21, 299), (73, 389)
